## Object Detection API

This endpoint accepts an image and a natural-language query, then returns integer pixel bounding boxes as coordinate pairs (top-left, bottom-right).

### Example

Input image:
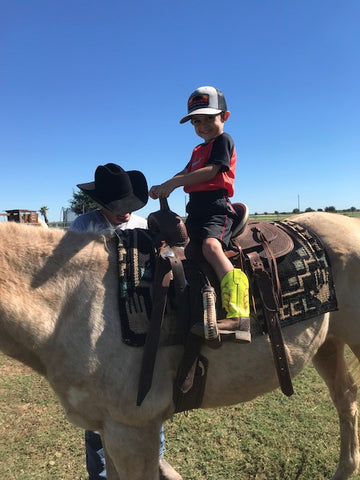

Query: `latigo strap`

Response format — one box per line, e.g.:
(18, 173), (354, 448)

(137, 251), (172, 406)
(247, 251), (294, 397)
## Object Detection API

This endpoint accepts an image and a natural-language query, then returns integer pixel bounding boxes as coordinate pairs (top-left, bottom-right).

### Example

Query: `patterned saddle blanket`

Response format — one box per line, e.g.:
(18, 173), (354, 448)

(115, 219), (338, 347)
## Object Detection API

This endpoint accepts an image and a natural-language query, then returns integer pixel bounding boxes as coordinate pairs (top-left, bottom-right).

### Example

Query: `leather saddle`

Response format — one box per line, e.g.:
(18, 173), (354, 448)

(230, 202), (294, 259)
(137, 201), (295, 407)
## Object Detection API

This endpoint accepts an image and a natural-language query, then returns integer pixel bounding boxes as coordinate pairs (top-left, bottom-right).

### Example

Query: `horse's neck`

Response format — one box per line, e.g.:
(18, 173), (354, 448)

(0, 225), (112, 375)
(0, 237), (56, 373)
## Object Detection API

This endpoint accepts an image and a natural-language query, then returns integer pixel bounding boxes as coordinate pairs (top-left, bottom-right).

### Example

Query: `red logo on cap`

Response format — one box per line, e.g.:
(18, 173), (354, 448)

(188, 94), (210, 111)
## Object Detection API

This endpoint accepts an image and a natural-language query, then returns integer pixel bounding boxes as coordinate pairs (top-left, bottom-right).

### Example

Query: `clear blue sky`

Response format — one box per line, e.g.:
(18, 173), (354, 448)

(1, 0), (359, 222)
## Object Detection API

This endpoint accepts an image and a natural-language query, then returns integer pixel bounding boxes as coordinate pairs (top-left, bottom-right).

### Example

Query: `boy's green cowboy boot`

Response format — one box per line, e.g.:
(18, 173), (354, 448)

(217, 268), (251, 343)
(190, 268), (251, 345)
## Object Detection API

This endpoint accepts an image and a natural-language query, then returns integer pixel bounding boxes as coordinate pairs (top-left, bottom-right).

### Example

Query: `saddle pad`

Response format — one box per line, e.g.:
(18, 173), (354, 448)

(252, 219), (338, 330)
(116, 228), (155, 347)
(116, 228), (184, 347)
(116, 219), (338, 347)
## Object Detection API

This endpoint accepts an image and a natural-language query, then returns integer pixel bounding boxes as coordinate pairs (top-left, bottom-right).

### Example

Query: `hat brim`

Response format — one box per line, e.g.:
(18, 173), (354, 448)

(77, 170), (148, 215)
(180, 108), (222, 124)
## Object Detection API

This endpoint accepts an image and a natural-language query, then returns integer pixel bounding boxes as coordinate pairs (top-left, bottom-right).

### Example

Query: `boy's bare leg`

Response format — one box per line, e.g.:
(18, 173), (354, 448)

(202, 237), (233, 281)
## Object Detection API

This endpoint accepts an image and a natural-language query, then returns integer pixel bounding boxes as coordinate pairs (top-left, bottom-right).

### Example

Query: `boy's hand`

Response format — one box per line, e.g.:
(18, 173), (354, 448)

(149, 185), (160, 199)
(149, 180), (177, 199)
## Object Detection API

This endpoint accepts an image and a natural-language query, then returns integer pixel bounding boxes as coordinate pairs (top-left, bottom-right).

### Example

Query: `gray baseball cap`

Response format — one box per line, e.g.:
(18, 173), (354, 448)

(180, 86), (227, 124)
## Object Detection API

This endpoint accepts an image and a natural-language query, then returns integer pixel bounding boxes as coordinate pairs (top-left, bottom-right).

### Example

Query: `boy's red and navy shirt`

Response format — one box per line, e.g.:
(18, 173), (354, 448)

(184, 132), (236, 197)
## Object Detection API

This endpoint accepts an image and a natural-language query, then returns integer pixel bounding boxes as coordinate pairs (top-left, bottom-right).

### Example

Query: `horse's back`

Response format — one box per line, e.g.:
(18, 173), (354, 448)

(292, 212), (360, 346)
(290, 212), (360, 251)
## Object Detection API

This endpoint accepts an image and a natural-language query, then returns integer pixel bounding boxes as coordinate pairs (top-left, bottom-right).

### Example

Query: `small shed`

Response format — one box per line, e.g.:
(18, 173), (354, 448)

(6, 209), (39, 224)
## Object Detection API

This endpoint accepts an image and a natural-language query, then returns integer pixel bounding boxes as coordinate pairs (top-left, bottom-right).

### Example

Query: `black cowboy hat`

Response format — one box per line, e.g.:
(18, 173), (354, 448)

(77, 163), (148, 214)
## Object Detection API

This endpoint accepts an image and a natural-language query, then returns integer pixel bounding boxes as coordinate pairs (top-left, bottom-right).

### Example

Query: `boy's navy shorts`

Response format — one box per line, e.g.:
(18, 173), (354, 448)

(185, 190), (235, 248)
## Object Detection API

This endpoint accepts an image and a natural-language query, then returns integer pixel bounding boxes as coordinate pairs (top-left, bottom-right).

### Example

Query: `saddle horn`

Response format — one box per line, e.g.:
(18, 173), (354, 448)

(147, 197), (188, 247)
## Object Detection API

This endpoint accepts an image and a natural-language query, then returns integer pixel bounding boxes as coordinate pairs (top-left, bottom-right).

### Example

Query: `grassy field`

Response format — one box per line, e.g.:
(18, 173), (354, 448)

(1, 352), (360, 480)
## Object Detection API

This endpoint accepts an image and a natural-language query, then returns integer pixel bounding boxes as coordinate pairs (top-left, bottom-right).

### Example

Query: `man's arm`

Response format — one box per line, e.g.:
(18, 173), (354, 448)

(69, 215), (89, 232)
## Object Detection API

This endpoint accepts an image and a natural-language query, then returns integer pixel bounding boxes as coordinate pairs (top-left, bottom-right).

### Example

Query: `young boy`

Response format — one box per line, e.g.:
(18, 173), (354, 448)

(149, 86), (251, 343)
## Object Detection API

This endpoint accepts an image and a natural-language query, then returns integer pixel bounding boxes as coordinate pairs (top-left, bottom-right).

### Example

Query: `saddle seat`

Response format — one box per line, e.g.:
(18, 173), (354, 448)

(230, 202), (294, 259)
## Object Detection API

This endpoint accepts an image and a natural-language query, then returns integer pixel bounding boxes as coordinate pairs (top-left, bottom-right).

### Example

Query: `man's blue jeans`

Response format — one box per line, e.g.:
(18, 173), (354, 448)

(85, 426), (166, 479)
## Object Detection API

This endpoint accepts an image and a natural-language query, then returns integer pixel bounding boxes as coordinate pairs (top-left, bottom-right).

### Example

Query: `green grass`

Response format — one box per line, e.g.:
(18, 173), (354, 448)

(1, 352), (360, 479)
(0, 356), (86, 479)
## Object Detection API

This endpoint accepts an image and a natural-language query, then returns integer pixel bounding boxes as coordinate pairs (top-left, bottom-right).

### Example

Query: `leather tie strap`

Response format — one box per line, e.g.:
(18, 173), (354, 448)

(136, 252), (172, 406)
(247, 251), (294, 397)
(253, 227), (283, 309)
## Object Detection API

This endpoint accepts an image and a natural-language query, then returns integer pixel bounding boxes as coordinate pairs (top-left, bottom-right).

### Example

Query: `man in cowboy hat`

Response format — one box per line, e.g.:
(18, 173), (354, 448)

(70, 163), (183, 480)
(71, 163), (149, 233)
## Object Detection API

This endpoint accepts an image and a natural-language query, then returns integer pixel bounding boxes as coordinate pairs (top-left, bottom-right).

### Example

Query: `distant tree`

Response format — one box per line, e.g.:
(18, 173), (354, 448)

(325, 206), (336, 213)
(69, 190), (98, 215)
(317, 208), (323, 212)
(305, 207), (314, 212)
(350, 206), (357, 212)
(39, 206), (49, 224)
(292, 208), (300, 214)
(274, 210), (279, 215)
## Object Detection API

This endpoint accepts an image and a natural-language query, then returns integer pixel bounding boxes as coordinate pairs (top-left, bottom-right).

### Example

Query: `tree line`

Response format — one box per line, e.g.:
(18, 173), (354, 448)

(254, 206), (359, 215)
(66, 190), (359, 217)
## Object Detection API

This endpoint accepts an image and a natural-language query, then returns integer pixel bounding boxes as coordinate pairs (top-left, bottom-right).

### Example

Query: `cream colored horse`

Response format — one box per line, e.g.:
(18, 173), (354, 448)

(0, 212), (360, 480)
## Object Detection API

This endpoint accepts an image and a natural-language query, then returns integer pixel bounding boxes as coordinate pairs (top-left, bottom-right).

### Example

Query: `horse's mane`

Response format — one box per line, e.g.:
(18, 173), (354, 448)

(0, 222), (109, 253)
(0, 222), (114, 289)
(0, 220), (65, 236)
(0, 221), (106, 242)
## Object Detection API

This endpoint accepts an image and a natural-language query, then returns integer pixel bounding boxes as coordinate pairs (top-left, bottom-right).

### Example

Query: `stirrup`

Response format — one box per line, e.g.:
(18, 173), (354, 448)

(218, 317), (251, 344)
(190, 322), (221, 349)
